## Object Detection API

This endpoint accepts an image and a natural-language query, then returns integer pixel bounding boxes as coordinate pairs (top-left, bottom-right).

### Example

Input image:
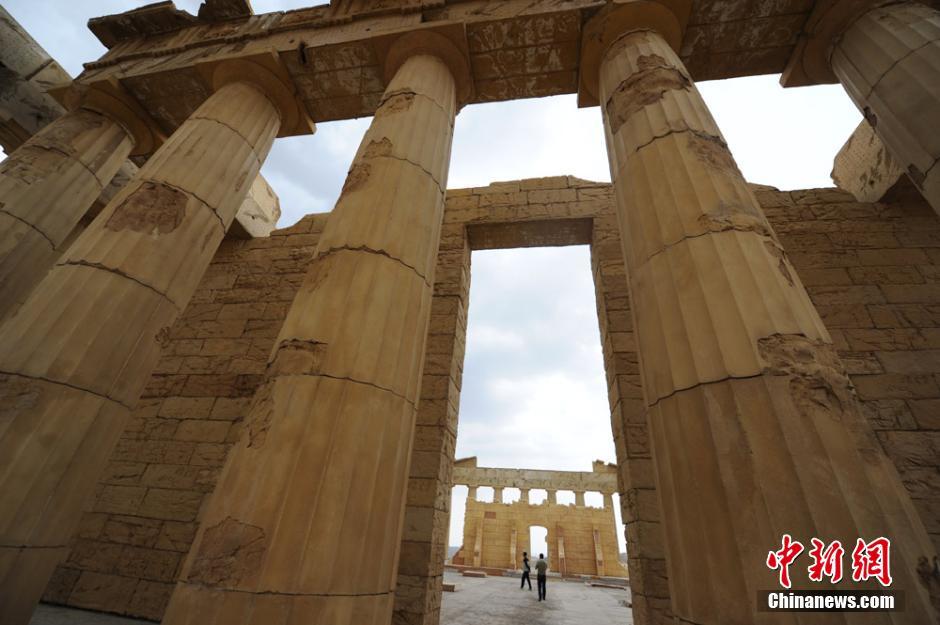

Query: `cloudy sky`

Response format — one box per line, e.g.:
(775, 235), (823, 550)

(6, 1), (863, 554)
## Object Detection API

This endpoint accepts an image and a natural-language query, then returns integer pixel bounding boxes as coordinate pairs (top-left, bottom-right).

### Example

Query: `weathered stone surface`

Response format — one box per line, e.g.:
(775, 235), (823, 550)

(451, 470), (624, 579)
(0, 80), (281, 625)
(595, 24), (937, 624)
(831, 2), (940, 214)
(161, 50), (459, 625)
(832, 119), (906, 202)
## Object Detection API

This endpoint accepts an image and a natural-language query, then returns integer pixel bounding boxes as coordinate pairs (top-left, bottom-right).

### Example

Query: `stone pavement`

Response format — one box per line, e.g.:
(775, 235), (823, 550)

(440, 571), (633, 625)
(28, 572), (632, 625)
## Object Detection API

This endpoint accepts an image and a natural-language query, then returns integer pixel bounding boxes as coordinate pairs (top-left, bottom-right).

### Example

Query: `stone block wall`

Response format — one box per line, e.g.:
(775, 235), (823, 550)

(38, 176), (940, 625)
(457, 498), (624, 577)
(591, 201), (672, 624)
(762, 185), (940, 555)
(392, 215), (470, 625)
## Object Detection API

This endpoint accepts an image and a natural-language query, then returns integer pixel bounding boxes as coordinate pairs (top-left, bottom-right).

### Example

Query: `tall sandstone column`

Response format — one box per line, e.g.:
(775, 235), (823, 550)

(162, 32), (466, 625)
(0, 63), (295, 624)
(830, 2), (940, 214)
(583, 4), (937, 623)
(0, 89), (153, 321)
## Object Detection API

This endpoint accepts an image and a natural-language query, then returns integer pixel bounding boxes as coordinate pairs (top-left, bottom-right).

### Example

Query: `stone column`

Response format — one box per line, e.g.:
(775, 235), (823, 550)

(602, 492), (613, 510)
(0, 63), (298, 624)
(830, 2), (940, 214)
(493, 486), (504, 504)
(162, 33), (467, 625)
(547, 489), (557, 504)
(583, 5), (938, 622)
(468, 486), (478, 501)
(0, 99), (143, 321)
(520, 488), (530, 504)
(574, 491), (585, 507)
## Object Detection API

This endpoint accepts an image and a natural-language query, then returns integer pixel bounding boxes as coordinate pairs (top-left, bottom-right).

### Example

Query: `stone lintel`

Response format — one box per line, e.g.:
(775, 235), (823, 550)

(73, 0), (817, 130)
(453, 457), (618, 493)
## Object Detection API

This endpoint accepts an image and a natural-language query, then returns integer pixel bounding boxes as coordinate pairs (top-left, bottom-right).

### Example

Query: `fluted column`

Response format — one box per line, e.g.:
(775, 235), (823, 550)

(163, 34), (465, 625)
(0, 106), (137, 321)
(574, 491), (585, 507)
(0, 74), (287, 625)
(831, 2), (940, 214)
(586, 9), (937, 623)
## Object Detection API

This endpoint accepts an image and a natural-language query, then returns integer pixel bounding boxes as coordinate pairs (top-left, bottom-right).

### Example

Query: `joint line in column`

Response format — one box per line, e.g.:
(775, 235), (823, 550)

(315, 245), (432, 288)
(59, 259), (183, 314)
(0, 208), (56, 249)
(272, 371), (416, 407)
(0, 369), (132, 410)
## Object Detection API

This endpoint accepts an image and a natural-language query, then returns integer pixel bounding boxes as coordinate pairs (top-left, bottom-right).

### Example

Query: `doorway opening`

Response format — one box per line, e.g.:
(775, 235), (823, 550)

(529, 525), (548, 562)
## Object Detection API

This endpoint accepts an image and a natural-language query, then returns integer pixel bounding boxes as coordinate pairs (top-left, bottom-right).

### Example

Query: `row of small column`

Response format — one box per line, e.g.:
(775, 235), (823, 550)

(0, 3), (938, 625)
(464, 485), (614, 509)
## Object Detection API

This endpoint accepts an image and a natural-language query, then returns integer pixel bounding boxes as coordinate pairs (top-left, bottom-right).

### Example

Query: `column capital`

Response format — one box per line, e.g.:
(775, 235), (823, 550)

(578, 0), (690, 108)
(377, 26), (473, 106)
(780, 0), (891, 87)
(197, 52), (315, 138)
(50, 77), (164, 156)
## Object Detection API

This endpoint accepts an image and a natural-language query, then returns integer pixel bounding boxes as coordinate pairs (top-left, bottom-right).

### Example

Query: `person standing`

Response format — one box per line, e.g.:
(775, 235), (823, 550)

(535, 553), (548, 601)
(520, 551), (532, 590)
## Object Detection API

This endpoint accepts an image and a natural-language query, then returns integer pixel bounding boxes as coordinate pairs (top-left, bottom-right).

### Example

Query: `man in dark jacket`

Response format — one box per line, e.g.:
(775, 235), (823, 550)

(520, 551), (532, 590)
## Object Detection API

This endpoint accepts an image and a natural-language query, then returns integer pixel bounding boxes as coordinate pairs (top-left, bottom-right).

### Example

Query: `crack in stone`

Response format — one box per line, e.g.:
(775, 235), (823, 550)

(316, 244), (431, 287)
(0, 207), (56, 249)
(272, 370), (416, 407)
(179, 577), (393, 597)
(0, 369), (131, 410)
(640, 210), (776, 265)
(59, 259), (182, 314)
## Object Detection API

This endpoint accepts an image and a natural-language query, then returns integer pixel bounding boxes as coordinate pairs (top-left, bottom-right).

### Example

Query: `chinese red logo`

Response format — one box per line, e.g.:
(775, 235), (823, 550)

(767, 534), (804, 588)
(851, 537), (893, 587)
(766, 535), (891, 588)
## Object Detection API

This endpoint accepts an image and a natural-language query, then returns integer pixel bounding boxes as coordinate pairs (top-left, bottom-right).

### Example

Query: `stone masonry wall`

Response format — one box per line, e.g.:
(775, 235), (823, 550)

(40, 177), (940, 624)
(763, 185), (940, 556)
(457, 498), (625, 577)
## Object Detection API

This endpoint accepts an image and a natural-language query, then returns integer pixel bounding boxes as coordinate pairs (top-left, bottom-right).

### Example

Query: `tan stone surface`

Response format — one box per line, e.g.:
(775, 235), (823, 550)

(594, 20), (936, 623)
(38, 173), (940, 624)
(832, 119), (906, 203)
(0, 79), (281, 625)
(453, 458), (618, 493)
(831, 2), (940, 215)
(0, 8), (281, 325)
(0, 108), (134, 321)
(161, 51), (458, 625)
(74, 0), (816, 129)
(452, 496), (625, 579)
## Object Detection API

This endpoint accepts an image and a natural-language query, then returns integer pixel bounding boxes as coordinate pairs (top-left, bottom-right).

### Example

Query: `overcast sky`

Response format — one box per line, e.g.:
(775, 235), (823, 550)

(5, 1), (863, 555)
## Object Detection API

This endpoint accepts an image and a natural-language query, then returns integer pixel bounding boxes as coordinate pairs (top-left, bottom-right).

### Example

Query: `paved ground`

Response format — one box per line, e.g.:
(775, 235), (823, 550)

(30, 573), (633, 625)
(30, 605), (147, 625)
(440, 570), (633, 625)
